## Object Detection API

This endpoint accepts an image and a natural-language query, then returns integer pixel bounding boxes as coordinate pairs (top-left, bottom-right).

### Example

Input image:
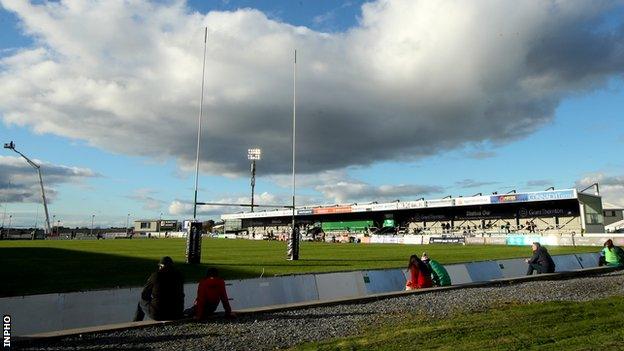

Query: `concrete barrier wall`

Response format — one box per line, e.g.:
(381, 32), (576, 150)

(484, 237), (507, 245)
(363, 269), (406, 294)
(403, 235), (425, 245)
(465, 261), (504, 282)
(444, 264), (473, 285)
(227, 275), (318, 310)
(0, 254), (601, 336)
(315, 271), (367, 300)
(0, 284), (202, 336)
(552, 255), (583, 272)
(466, 237), (486, 245)
(575, 253), (601, 269)
(497, 258), (530, 278)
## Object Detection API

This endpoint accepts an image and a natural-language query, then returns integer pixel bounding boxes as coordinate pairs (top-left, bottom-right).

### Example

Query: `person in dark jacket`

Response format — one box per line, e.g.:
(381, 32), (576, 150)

(133, 256), (185, 321)
(525, 242), (555, 275)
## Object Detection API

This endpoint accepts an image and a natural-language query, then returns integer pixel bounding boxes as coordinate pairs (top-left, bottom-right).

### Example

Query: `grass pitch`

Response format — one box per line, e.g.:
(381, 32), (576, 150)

(294, 297), (624, 351)
(0, 238), (599, 296)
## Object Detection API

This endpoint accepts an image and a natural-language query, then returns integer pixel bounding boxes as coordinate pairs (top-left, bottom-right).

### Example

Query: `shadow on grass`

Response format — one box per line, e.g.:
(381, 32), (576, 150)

(0, 247), (400, 296)
(0, 247), (262, 297)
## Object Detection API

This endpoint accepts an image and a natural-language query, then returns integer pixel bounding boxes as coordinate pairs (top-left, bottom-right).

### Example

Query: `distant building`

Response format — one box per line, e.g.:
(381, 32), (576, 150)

(603, 205), (624, 226)
(133, 219), (178, 234)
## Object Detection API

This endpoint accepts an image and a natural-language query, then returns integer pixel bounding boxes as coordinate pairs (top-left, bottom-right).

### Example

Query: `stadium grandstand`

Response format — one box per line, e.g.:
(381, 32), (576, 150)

(221, 188), (604, 240)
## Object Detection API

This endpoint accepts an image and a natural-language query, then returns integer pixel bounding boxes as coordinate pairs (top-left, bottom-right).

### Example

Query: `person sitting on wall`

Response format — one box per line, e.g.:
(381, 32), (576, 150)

(133, 256), (185, 321)
(406, 255), (433, 290)
(185, 267), (235, 320)
(421, 252), (451, 287)
(525, 242), (556, 275)
(599, 239), (624, 267)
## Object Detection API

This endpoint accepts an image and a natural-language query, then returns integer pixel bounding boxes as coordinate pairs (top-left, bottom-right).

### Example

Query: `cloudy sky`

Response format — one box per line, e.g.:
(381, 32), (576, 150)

(1, 0), (623, 228)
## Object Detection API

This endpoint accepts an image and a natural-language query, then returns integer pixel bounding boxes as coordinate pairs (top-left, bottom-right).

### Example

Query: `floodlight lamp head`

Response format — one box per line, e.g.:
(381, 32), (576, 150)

(247, 148), (262, 160)
(4, 141), (15, 150)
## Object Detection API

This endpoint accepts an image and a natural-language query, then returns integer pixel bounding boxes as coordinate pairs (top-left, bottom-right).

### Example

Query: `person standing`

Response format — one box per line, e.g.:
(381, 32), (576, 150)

(599, 239), (624, 267)
(421, 252), (451, 287)
(525, 242), (555, 275)
(405, 255), (433, 290)
(134, 256), (185, 321)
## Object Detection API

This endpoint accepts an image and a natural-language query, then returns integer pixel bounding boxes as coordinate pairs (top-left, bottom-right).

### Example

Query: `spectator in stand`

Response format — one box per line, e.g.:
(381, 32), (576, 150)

(405, 255), (433, 290)
(186, 267), (235, 320)
(525, 242), (556, 275)
(528, 220), (536, 233)
(134, 256), (185, 321)
(599, 239), (624, 267)
(421, 253), (451, 287)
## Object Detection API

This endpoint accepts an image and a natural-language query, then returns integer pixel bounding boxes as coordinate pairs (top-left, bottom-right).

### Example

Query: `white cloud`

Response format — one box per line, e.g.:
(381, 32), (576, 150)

(315, 180), (442, 204)
(576, 173), (624, 208)
(272, 170), (443, 204)
(0, 155), (98, 203)
(168, 191), (283, 217)
(126, 188), (166, 211)
(0, 0), (622, 177)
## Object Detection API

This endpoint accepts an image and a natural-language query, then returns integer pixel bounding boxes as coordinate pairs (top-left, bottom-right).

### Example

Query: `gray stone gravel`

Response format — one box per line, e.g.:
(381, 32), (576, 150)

(20, 271), (624, 351)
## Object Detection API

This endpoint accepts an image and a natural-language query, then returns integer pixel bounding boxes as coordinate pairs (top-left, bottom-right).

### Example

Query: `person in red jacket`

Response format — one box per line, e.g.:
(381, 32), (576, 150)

(405, 255), (433, 290)
(193, 268), (235, 320)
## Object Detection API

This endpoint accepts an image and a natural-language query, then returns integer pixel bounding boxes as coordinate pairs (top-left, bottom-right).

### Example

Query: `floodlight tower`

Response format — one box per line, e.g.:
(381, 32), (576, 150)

(4, 141), (51, 236)
(247, 148), (262, 212)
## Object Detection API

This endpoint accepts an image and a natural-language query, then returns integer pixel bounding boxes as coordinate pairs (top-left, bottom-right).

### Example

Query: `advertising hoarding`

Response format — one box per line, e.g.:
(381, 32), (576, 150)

(491, 194), (528, 204)
(369, 203), (398, 211)
(383, 219), (395, 227)
(491, 190), (576, 204)
(527, 190), (575, 201)
(313, 206), (352, 215)
(455, 196), (491, 206)
(426, 198), (455, 208)
(351, 204), (373, 212)
(397, 200), (426, 210)
(429, 236), (466, 244)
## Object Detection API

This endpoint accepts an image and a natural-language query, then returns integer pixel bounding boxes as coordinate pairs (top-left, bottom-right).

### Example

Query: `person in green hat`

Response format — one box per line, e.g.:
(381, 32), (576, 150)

(421, 252), (451, 287)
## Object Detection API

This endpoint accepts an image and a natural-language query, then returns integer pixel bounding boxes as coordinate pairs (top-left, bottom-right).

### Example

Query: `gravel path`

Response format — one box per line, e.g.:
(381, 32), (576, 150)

(21, 271), (624, 351)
